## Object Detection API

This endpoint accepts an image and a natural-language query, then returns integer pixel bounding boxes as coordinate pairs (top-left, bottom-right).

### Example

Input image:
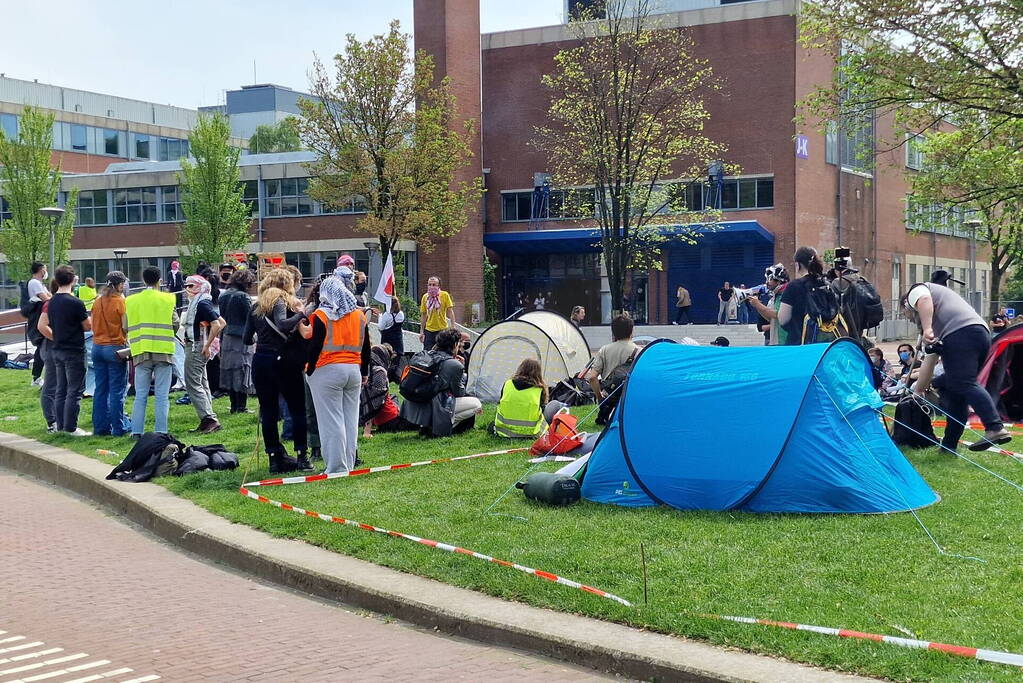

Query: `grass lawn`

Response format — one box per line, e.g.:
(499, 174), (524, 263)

(2, 369), (1022, 681)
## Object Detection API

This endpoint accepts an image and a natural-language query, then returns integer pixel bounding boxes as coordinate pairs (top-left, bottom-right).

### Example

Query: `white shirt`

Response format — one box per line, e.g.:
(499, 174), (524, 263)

(534, 297), (545, 310)
(378, 310), (405, 331)
(906, 283), (930, 308)
(27, 278), (46, 302)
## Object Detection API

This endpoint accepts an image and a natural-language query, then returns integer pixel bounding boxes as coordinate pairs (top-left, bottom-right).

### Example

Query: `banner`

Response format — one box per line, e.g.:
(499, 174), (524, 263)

(373, 250), (396, 305)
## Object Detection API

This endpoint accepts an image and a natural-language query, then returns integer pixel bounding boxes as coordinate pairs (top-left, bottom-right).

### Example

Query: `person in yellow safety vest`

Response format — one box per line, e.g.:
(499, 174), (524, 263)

(494, 358), (566, 438)
(76, 277), (98, 312)
(125, 266), (179, 436)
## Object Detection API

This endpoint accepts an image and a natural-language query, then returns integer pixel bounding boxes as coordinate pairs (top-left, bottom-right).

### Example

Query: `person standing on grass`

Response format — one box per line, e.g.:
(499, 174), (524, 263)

(37, 265), (91, 436)
(76, 277), (97, 312)
(127, 266), (179, 436)
(219, 269), (257, 414)
(167, 260), (185, 306)
(90, 271), (131, 436)
(674, 284), (691, 325)
(27, 261), (51, 387)
(304, 276), (370, 475)
(419, 276), (455, 351)
(245, 268), (312, 474)
(570, 305), (586, 328)
(38, 279), (59, 432)
(182, 274), (225, 434)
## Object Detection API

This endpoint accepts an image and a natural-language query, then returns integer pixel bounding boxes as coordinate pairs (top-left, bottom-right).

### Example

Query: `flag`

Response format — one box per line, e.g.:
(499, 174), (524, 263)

(373, 250), (396, 305)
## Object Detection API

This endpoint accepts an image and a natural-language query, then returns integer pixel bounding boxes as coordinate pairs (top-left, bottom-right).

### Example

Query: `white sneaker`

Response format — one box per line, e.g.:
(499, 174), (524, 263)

(671, 321), (679, 325)
(69, 428), (92, 437)
(31, 378), (43, 387)
(46, 423), (57, 433)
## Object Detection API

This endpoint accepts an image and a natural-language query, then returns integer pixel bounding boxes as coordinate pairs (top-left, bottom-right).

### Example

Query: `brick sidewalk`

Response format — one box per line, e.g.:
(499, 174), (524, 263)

(0, 471), (611, 682)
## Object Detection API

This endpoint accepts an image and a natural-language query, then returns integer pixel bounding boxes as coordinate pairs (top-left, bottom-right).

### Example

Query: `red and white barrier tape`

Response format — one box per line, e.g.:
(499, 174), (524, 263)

(240, 447), (632, 607)
(704, 614), (1023, 668)
(961, 442), (1023, 462)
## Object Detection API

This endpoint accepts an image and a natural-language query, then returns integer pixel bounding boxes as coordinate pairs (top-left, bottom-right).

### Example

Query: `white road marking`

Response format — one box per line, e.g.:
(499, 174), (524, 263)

(0, 628), (157, 683)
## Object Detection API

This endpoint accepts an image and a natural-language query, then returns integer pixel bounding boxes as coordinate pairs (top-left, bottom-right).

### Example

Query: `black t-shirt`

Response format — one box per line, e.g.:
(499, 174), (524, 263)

(189, 299), (219, 341)
(718, 287), (733, 302)
(780, 276), (814, 345)
(48, 293), (88, 352)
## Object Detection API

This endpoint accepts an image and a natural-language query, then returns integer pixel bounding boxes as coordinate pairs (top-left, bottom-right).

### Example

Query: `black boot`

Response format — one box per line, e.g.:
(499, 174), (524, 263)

(310, 447), (322, 462)
(295, 450), (314, 472)
(268, 446), (298, 474)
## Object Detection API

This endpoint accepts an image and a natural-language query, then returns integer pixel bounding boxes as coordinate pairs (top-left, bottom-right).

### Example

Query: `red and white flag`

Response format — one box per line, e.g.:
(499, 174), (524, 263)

(373, 250), (396, 305)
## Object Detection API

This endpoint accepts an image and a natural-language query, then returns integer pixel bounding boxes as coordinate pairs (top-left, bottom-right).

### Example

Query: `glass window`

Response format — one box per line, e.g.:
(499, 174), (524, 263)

(158, 137), (189, 161)
(161, 185), (183, 222)
(825, 121), (838, 165)
(113, 187), (158, 224)
(0, 195), (11, 222)
(906, 135), (924, 170)
(70, 124), (87, 151)
(265, 177), (314, 217)
(76, 190), (109, 226)
(134, 134), (150, 159)
(738, 179), (757, 209)
(0, 113), (16, 140)
(756, 178), (774, 208)
(720, 180), (738, 209)
(502, 194), (518, 222)
(103, 129), (119, 155)
(242, 180), (259, 217)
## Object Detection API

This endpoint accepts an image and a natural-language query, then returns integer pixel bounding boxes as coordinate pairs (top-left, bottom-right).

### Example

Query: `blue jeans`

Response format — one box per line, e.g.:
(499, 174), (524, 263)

(84, 332), (95, 396)
(132, 360), (173, 435)
(92, 343), (130, 436)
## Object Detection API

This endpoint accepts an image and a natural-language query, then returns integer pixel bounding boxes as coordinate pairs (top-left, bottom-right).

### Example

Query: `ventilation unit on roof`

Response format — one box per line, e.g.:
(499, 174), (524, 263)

(107, 109), (115, 117)
(74, 104), (82, 112)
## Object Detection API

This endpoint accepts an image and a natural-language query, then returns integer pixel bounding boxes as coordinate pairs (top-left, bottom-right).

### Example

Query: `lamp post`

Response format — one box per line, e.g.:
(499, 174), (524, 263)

(113, 249), (127, 279)
(963, 217), (982, 313)
(37, 206), (65, 276)
(363, 240), (382, 294)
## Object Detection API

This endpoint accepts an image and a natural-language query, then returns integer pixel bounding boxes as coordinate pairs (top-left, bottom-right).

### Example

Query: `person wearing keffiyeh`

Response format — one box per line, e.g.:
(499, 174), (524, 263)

(301, 275), (370, 474)
(419, 276), (455, 351)
(182, 274), (226, 433)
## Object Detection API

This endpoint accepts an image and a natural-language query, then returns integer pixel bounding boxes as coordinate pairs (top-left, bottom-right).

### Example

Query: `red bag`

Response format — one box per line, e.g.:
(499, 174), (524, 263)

(530, 410), (585, 456)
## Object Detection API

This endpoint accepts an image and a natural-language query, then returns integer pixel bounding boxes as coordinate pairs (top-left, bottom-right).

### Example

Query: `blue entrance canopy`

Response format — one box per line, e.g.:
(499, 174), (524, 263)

(484, 220), (774, 255)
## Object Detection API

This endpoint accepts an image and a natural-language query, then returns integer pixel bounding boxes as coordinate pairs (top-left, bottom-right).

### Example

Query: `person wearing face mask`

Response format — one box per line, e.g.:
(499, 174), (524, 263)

(419, 276), (455, 351)
(747, 264), (790, 346)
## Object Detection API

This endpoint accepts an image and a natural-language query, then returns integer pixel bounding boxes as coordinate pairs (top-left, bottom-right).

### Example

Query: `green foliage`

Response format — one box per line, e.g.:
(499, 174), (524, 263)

(297, 21), (483, 260)
(0, 107), (78, 279)
(248, 118), (302, 154)
(392, 253), (419, 323)
(177, 113), (252, 272)
(799, 0), (1023, 205)
(2, 372), (1023, 681)
(535, 0), (728, 312)
(909, 118), (1023, 314)
(483, 252), (499, 321)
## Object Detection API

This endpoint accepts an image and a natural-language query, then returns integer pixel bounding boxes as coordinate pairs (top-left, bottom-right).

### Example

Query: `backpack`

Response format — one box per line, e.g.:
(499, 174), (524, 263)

(801, 276), (850, 344)
(360, 366), (389, 425)
(890, 396), (938, 449)
(105, 432), (184, 482)
(596, 348), (639, 425)
(529, 409), (586, 456)
(833, 274), (884, 333)
(399, 350), (445, 403)
(19, 281), (41, 319)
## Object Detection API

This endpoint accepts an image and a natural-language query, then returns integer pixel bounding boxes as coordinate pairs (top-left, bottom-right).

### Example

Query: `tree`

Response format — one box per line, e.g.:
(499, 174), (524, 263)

(248, 119), (302, 154)
(535, 0), (728, 312)
(800, 0), (1023, 206)
(0, 107), (78, 280)
(909, 117), (1023, 315)
(296, 21), (482, 258)
(177, 113), (252, 271)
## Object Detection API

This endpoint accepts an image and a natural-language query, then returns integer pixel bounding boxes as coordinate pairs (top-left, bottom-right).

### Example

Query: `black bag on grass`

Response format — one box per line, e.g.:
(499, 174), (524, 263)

(107, 432), (183, 482)
(890, 397), (937, 449)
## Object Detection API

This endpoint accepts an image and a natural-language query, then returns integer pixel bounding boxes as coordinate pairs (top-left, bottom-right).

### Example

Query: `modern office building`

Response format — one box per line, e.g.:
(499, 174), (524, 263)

(1, 0), (992, 324)
(199, 83), (316, 140)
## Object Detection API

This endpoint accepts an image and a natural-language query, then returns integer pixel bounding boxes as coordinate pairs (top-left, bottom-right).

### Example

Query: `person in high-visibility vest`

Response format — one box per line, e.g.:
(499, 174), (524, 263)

(494, 358), (567, 438)
(125, 266), (179, 436)
(303, 274), (370, 474)
(76, 277), (98, 311)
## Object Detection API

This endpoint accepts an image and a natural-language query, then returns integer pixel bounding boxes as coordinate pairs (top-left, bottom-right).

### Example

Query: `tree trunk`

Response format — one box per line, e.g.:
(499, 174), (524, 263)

(990, 267), (1004, 317)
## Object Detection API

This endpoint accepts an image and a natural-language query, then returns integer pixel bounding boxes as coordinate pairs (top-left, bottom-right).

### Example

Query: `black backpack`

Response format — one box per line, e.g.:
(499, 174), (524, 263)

(890, 397), (938, 449)
(833, 275), (884, 333)
(18, 281), (40, 319)
(801, 276), (849, 344)
(399, 350), (445, 403)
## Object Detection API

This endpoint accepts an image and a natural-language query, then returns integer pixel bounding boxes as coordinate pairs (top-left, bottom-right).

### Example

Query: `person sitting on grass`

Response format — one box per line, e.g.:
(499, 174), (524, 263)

(362, 345), (417, 437)
(360, 345), (392, 437)
(399, 327), (481, 437)
(493, 358), (566, 438)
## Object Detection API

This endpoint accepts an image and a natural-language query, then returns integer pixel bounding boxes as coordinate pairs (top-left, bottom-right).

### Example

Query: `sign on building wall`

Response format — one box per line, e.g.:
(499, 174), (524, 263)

(795, 135), (809, 159)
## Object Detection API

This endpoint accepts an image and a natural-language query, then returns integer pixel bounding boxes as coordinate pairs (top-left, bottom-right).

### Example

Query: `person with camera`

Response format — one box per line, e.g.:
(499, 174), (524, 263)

(902, 282), (1010, 452)
(399, 327), (482, 437)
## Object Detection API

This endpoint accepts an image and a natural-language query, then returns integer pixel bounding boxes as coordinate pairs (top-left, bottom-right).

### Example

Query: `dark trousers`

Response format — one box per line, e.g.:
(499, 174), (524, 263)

(39, 341), (57, 425)
(253, 352), (307, 454)
(229, 390), (248, 412)
(675, 306), (690, 324)
(939, 324), (1003, 449)
(52, 346), (86, 432)
(423, 329), (438, 351)
(32, 344), (44, 380)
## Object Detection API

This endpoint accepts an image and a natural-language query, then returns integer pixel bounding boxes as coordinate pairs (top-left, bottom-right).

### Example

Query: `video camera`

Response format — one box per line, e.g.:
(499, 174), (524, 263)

(829, 246), (858, 279)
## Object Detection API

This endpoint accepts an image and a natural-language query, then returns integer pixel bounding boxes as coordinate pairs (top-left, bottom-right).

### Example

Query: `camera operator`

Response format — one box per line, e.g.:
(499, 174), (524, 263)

(902, 282), (1010, 452)
(747, 264), (789, 345)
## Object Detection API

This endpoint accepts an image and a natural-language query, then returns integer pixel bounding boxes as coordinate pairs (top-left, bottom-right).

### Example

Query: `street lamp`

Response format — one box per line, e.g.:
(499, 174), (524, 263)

(963, 217), (982, 313)
(113, 250), (128, 279)
(37, 206), (65, 275)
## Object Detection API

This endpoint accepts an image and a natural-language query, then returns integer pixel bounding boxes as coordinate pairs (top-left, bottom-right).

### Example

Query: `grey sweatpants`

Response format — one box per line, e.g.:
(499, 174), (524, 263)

(307, 363), (362, 474)
(184, 344), (217, 421)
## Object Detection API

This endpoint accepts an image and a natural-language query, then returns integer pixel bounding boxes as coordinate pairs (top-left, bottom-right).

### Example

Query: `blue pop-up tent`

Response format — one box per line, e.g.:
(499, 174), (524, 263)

(580, 339), (938, 513)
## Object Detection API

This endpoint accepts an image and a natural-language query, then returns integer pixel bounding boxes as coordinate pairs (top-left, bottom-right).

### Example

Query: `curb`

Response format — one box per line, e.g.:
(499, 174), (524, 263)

(0, 432), (868, 683)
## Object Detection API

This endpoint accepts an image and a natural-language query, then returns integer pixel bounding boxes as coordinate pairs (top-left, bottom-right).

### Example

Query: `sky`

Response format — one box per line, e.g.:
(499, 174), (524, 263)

(1, 0), (563, 110)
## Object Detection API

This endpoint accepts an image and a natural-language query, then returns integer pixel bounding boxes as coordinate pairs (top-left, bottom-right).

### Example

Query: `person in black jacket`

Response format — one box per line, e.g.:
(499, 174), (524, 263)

(244, 268), (312, 474)
(218, 269), (256, 414)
